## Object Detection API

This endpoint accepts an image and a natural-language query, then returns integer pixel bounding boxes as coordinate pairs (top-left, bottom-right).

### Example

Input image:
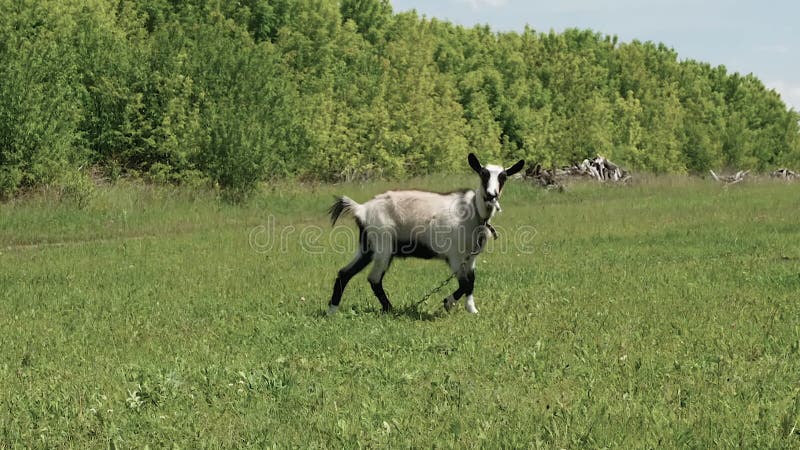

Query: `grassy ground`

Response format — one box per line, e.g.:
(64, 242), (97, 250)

(1, 176), (799, 448)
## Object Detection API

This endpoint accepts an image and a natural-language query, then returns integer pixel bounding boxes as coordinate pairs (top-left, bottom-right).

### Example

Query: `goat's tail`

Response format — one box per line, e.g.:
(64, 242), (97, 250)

(328, 196), (361, 226)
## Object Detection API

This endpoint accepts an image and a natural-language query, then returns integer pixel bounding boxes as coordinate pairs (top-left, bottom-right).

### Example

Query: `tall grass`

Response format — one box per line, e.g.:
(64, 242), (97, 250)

(1, 177), (799, 447)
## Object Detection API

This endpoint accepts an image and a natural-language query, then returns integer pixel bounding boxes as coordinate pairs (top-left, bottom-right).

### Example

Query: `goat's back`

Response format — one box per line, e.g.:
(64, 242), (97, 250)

(362, 189), (474, 235)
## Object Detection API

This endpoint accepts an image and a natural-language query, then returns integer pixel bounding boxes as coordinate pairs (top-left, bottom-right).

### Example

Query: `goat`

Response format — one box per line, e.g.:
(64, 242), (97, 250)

(326, 153), (525, 315)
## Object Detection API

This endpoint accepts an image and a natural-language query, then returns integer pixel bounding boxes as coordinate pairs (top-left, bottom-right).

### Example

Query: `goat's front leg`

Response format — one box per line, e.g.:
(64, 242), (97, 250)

(444, 256), (464, 311)
(444, 257), (478, 313)
(462, 269), (477, 313)
(444, 276), (468, 311)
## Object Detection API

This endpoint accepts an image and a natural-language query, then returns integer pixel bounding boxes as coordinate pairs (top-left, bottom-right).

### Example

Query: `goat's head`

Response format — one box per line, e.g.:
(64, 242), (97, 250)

(468, 153), (525, 216)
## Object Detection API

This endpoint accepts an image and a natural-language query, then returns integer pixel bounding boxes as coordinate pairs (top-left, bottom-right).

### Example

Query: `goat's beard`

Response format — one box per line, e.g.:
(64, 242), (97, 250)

(476, 190), (501, 218)
(487, 198), (501, 214)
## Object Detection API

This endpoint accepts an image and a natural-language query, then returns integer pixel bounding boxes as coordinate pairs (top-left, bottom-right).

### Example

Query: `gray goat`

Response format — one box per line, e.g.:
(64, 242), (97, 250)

(326, 153), (524, 315)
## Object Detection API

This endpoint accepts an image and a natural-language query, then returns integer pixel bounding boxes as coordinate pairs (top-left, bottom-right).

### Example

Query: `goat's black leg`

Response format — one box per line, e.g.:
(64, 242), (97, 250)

(369, 277), (392, 312)
(462, 269), (478, 313)
(444, 256), (477, 312)
(329, 250), (373, 314)
(444, 271), (476, 311)
(367, 256), (393, 312)
(444, 277), (468, 311)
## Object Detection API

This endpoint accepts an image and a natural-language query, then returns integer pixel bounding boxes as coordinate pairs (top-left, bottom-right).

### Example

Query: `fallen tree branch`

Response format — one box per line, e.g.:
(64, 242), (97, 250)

(710, 169), (750, 185)
(771, 168), (798, 180)
(525, 156), (630, 189)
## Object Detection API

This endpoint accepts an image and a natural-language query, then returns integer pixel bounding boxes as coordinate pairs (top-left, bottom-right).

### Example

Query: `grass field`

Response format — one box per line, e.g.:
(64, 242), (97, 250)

(1, 176), (799, 448)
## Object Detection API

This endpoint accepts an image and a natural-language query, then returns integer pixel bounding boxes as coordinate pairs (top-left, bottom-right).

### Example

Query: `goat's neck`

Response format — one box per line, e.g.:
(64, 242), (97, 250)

(473, 189), (495, 223)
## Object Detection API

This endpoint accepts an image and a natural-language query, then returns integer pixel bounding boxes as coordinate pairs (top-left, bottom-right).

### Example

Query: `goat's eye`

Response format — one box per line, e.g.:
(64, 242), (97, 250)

(499, 173), (507, 183)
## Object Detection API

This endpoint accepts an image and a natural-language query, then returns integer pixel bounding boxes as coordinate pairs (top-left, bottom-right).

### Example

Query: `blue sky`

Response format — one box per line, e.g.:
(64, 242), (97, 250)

(390, 0), (800, 111)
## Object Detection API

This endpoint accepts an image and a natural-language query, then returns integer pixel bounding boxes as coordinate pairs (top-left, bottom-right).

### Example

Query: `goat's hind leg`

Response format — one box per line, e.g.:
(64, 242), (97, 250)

(328, 250), (372, 315)
(367, 255), (393, 312)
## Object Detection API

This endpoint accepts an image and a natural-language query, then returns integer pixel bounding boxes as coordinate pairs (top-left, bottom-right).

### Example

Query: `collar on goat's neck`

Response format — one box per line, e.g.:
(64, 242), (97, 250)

(473, 190), (499, 240)
(473, 189), (498, 223)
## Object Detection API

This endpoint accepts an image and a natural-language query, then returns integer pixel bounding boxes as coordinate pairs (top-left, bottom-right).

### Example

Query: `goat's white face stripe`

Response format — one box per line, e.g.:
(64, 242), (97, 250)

(484, 165), (504, 198)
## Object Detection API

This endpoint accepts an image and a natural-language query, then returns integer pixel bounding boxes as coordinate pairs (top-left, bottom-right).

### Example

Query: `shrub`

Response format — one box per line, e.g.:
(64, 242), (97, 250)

(0, 0), (85, 197)
(56, 169), (95, 208)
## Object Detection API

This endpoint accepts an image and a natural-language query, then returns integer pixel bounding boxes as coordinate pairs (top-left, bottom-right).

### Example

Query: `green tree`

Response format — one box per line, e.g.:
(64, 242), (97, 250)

(0, 0), (84, 196)
(3, 0), (799, 198)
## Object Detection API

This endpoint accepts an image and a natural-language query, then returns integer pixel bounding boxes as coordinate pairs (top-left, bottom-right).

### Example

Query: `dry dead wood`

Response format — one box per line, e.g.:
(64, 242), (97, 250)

(525, 156), (630, 189)
(710, 169), (750, 185)
(771, 168), (798, 180)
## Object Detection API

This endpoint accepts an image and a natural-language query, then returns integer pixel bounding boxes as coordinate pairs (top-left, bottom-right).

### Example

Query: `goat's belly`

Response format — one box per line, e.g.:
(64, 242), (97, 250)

(392, 240), (442, 260)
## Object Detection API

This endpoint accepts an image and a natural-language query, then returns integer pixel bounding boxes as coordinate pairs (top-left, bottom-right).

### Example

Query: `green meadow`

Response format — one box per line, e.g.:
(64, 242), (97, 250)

(1, 177), (799, 447)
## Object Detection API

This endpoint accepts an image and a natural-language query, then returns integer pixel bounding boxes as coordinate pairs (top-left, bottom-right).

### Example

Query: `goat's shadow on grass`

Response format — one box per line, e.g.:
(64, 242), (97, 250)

(390, 304), (443, 321)
(316, 304), (445, 321)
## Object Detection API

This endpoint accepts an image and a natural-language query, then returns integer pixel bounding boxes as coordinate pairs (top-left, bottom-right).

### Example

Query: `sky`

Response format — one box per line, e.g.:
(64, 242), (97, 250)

(390, 0), (800, 111)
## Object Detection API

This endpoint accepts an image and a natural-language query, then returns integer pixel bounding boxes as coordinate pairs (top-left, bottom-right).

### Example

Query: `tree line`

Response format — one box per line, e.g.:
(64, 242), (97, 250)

(2, 0), (798, 198)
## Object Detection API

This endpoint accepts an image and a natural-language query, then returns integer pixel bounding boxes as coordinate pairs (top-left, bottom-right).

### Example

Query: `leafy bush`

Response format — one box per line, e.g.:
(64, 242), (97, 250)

(1, 0), (799, 199)
(55, 169), (95, 208)
(0, 0), (85, 197)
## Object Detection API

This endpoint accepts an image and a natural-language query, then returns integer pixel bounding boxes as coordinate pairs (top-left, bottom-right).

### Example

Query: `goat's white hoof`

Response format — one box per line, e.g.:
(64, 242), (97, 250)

(443, 295), (457, 312)
(327, 305), (339, 316)
(465, 300), (478, 314)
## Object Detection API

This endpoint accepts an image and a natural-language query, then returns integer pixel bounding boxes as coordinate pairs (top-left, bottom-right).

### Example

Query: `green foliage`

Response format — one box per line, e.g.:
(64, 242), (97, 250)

(340, 0), (392, 44)
(0, 0), (85, 197)
(1, 0), (799, 197)
(55, 168), (96, 208)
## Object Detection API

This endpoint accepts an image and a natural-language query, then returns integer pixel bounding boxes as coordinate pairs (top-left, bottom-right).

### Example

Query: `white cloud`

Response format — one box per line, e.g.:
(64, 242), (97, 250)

(766, 80), (800, 111)
(754, 44), (791, 55)
(455, 0), (508, 10)
(536, 0), (695, 14)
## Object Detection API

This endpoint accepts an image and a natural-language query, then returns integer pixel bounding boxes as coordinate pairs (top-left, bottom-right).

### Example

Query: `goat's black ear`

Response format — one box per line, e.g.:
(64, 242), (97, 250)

(468, 153), (482, 174)
(505, 159), (525, 177)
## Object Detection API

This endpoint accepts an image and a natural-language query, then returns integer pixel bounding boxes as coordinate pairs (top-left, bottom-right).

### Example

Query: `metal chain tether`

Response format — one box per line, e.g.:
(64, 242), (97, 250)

(412, 272), (457, 309)
(412, 222), (493, 310)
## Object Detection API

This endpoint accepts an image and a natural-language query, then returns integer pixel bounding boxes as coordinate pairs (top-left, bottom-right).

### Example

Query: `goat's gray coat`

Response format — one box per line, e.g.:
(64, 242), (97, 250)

(327, 153), (524, 314)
